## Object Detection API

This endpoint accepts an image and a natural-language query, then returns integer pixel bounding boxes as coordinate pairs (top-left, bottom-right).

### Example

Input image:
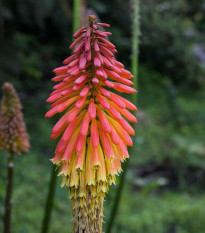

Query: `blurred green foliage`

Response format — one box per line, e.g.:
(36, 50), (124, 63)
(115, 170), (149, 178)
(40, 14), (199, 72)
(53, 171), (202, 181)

(140, 0), (205, 86)
(111, 189), (205, 233)
(0, 0), (205, 232)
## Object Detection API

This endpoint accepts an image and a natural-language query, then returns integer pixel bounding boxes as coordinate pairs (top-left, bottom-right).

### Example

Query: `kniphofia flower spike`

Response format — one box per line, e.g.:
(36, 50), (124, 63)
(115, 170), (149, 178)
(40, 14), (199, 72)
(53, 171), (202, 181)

(0, 82), (30, 154)
(46, 15), (137, 233)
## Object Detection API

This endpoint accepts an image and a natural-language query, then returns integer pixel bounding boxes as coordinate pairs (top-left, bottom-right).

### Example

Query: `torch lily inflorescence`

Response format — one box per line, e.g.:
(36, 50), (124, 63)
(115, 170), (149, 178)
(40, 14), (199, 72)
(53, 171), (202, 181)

(0, 82), (30, 154)
(46, 15), (137, 233)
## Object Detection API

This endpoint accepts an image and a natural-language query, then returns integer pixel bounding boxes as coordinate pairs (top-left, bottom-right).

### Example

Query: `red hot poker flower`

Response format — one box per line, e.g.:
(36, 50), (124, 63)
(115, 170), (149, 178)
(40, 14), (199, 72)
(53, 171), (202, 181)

(46, 15), (137, 233)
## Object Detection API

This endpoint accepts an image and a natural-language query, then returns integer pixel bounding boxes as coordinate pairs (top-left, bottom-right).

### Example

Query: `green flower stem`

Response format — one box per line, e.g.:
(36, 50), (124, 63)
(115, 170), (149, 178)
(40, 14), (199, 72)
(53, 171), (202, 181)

(106, 1), (140, 232)
(41, 165), (58, 233)
(4, 152), (14, 233)
(131, 0), (140, 104)
(106, 159), (129, 233)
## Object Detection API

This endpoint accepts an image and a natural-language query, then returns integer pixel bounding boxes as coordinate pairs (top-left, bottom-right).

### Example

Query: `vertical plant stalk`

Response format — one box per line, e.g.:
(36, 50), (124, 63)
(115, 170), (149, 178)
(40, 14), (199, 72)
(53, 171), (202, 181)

(131, 0), (139, 101)
(106, 1), (140, 233)
(73, 0), (81, 35)
(41, 166), (58, 233)
(4, 152), (14, 233)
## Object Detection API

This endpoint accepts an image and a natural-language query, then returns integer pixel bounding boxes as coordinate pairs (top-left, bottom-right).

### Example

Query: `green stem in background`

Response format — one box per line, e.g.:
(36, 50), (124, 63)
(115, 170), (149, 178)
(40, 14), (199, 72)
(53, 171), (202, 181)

(73, 0), (81, 35)
(4, 152), (14, 233)
(106, 1), (140, 233)
(41, 166), (58, 233)
(106, 161), (129, 233)
(131, 0), (140, 103)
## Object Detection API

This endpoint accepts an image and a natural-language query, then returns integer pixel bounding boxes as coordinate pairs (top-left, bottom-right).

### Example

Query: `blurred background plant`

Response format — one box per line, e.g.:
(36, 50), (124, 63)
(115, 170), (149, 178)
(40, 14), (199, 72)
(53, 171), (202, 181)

(0, 0), (205, 233)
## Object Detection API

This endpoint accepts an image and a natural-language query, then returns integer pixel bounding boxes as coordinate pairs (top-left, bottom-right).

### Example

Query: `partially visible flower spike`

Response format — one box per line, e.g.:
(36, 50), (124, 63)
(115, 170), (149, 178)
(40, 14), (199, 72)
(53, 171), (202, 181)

(0, 82), (30, 233)
(0, 82), (30, 154)
(46, 15), (137, 233)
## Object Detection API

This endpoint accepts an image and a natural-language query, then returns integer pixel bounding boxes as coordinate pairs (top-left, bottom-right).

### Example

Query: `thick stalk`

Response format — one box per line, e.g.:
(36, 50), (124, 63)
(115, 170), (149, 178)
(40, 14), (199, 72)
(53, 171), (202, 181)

(4, 152), (14, 233)
(106, 1), (140, 232)
(73, 0), (81, 35)
(41, 166), (58, 233)
(131, 0), (140, 104)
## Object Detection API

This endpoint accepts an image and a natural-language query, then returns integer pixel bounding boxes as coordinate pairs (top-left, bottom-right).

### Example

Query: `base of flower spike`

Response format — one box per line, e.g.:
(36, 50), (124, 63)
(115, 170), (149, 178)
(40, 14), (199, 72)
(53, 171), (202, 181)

(61, 167), (109, 233)
(72, 193), (104, 233)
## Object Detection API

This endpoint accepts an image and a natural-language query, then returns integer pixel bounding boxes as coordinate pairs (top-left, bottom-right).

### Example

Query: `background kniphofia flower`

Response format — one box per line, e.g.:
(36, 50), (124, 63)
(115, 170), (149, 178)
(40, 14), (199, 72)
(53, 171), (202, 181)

(0, 82), (30, 154)
(46, 15), (137, 233)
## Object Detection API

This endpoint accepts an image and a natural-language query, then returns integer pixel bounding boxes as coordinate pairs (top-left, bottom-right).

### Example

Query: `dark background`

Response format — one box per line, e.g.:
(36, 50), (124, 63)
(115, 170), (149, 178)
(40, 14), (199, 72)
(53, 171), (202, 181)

(0, 0), (205, 232)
